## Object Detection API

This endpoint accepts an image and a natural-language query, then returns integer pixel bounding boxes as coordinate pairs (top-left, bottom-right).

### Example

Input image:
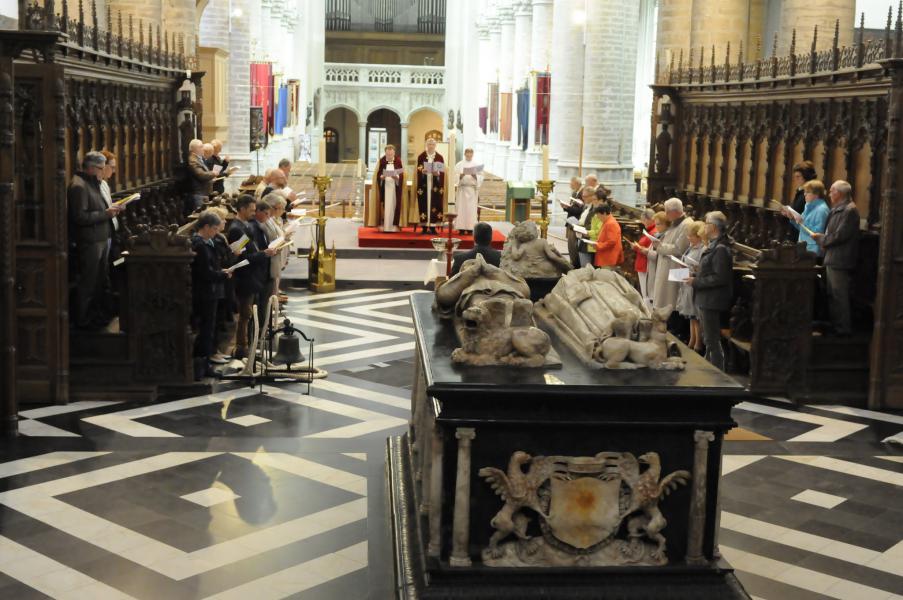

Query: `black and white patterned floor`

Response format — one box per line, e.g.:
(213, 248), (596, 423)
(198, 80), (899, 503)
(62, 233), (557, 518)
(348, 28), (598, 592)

(1, 285), (902, 599)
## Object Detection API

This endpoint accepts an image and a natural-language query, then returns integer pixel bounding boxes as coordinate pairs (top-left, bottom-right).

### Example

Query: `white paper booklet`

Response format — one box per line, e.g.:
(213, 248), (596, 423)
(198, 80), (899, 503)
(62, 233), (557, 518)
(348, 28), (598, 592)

(212, 164), (223, 175)
(226, 259), (250, 273)
(229, 234), (250, 253)
(668, 267), (690, 282)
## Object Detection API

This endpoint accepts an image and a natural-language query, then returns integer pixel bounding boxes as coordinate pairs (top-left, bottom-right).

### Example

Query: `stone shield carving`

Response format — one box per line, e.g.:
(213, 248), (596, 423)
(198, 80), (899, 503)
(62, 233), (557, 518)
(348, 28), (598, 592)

(479, 452), (689, 567)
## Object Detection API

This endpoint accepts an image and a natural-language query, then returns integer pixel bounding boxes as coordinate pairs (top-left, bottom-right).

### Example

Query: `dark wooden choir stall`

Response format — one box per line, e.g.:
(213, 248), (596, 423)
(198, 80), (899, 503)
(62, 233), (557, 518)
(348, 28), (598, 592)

(646, 14), (903, 410)
(1, 0), (204, 436)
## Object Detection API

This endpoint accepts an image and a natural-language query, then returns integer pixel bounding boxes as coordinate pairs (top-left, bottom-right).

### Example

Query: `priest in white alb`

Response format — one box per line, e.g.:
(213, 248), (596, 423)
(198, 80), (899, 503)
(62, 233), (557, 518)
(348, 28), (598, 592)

(454, 148), (482, 234)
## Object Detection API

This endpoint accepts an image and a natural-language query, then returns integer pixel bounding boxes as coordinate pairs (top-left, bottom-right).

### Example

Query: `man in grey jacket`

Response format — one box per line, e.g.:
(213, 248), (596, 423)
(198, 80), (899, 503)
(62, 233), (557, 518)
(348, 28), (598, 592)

(812, 180), (860, 336)
(68, 151), (123, 328)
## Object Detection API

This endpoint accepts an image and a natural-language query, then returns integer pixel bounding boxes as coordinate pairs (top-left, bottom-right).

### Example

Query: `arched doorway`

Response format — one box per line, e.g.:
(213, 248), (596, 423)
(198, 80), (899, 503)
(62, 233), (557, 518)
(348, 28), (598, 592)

(323, 106), (361, 162)
(324, 127), (339, 163)
(407, 108), (444, 164)
(366, 108), (401, 165)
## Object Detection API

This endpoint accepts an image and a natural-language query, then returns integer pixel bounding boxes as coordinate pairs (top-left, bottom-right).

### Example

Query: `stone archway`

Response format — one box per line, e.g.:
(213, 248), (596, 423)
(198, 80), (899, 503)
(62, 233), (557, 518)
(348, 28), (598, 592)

(366, 108), (402, 166)
(324, 106), (362, 162)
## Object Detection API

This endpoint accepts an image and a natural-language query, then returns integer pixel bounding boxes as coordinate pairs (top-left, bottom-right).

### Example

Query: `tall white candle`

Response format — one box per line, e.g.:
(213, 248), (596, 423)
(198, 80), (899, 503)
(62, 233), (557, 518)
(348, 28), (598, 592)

(541, 145), (549, 181)
(318, 138), (327, 177)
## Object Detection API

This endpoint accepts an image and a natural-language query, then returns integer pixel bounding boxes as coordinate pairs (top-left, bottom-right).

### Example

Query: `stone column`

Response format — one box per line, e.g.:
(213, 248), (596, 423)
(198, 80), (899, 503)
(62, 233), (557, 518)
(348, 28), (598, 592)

(450, 427), (476, 567)
(400, 122), (409, 170)
(473, 24), (492, 159)
(358, 121), (367, 165)
(495, 5), (515, 177)
(507, 0), (532, 181)
(580, 0), (640, 202)
(427, 426), (445, 558)
(690, 0), (749, 64)
(549, 0), (585, 203)
(655, 0), (692, 71)
(484, 16), (502, 173)
(779, 0), (855, 54)
(686, 430), (715, 565)
(523, 0), (553, 182)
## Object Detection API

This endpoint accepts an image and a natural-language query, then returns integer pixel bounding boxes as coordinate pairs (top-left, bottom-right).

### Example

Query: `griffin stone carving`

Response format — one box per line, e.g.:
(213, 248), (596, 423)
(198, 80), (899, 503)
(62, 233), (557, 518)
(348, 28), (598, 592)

(479, 451), (690, 567)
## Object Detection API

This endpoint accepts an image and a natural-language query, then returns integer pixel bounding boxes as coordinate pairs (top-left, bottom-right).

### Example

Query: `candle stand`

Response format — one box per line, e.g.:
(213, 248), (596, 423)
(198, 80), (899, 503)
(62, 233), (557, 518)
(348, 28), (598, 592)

(535, 179), (555, 240)
(309, 175), (337, 293)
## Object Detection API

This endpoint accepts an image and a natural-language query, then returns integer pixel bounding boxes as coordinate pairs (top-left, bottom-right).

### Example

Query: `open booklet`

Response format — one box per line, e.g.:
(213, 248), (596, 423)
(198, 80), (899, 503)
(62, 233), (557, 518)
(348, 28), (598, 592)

(423, 162), (445, 175)
(668, 267), (691, 282)
(560, 197), (585, 208)
(642, 229), (659, 244)
(113, 193), (141, 207)
(572, 224), (589, 236)
(384, 168), (404, 179)
(669, 254), (699, 269)
(212, 164), (223, 176)
(462, 164), (484, 176)
(229, 234), (250, 254)
(225, 259), (250, 274)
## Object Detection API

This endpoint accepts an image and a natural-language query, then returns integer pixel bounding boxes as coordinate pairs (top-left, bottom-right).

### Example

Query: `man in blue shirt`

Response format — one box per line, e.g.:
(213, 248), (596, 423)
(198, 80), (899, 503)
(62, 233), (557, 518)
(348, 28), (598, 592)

(782, 179), (829, 256)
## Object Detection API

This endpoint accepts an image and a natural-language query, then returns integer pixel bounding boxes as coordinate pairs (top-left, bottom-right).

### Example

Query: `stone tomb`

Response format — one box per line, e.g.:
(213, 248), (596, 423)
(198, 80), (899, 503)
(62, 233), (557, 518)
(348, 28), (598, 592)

(386, 292), (751, 599)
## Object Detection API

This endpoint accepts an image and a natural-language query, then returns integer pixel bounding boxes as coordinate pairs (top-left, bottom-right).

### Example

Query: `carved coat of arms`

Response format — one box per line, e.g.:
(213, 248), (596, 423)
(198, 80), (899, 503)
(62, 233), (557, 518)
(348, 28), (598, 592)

(479, 451), (689, 567)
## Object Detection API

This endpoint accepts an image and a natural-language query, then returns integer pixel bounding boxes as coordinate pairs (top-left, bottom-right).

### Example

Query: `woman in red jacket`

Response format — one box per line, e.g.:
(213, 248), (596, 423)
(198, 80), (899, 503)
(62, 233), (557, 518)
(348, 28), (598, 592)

(592, 204), (623, 268)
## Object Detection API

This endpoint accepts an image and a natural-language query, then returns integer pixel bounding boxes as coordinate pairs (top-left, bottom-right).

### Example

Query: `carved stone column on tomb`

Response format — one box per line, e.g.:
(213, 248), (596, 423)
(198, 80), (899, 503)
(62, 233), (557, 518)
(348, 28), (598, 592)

(779, 0), (855, 55)
(524, 0), (552, 183)
(581, 0), (640, 203)
(450, 427), (476, 567)
(507, 0), (532, 181)
(495, 6), (515, 177)
(549, 0), (585, 207)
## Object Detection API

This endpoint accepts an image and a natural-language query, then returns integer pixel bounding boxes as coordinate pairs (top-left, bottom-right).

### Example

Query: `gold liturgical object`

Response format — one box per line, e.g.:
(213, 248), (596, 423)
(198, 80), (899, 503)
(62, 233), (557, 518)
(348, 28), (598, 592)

(309, 173), (337, 293)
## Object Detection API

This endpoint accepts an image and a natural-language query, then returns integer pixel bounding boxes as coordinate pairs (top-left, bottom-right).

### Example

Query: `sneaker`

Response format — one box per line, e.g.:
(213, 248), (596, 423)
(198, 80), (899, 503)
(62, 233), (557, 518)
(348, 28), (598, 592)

(210, 354), (229, 364)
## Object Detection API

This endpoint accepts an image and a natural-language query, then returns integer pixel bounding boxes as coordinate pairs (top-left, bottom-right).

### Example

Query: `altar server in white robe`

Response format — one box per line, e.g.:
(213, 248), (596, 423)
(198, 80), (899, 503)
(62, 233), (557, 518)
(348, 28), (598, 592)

(454, 148), (482, 234)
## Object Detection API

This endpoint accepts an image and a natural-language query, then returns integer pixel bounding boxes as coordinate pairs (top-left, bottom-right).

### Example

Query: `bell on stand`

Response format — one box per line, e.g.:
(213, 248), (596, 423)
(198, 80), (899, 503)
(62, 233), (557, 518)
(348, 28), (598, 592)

(265, 317), (315, 394)
(272, 327), (306, 368)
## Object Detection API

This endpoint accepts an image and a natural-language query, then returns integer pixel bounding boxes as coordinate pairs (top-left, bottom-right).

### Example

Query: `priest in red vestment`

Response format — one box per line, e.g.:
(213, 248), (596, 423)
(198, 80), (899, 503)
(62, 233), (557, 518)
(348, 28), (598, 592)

(373, 144), (404, 232)
(415, 138), (445, 234)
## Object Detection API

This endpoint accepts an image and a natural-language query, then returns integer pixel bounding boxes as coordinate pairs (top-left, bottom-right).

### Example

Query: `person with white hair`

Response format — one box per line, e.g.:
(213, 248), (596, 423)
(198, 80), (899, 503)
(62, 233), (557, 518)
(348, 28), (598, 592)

(812, 180), (860, 336)
(187, 138), (215, 214)
(651, 197), (692, 318)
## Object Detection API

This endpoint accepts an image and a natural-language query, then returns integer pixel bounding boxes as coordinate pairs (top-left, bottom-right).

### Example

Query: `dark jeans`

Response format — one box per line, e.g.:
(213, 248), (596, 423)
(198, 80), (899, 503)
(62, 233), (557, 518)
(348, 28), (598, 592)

(825, 266), (853, 335)
(75, 239), (110, 327)
(193, 298), (218, 359)
(699, 308), (725, 371)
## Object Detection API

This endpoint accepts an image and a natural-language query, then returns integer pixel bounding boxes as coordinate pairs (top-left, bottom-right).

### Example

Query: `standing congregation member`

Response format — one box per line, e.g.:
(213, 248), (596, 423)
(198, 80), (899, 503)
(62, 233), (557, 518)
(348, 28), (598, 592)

(782, 179), (829, 257)
(632, 209), (657, 306)
(263, 193), (291, 304)
(574, 186), (601, 267)
(416, 138), (445, 234)
(69, 151), (122, 328)
(187, 139), (215, 214)
(790, 160), (818, 216)
(191, 211), (231, 380)
(374, 144), (404, 233)
(208, 140), (230, 195)
(651, 198), (692, 327)
(454, 148), (482, 235)
(690, 212), (733, 370)
(677, 221), (707, 353)
(227, 195), (277, 359)
(591, 203), (623, 268)
(561, 178), (587, 268)
(812, 180), (860, 336)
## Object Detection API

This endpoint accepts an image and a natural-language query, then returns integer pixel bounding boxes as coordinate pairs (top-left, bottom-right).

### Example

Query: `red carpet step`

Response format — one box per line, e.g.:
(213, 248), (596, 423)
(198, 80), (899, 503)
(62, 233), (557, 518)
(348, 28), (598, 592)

(357, 227), (506, 249)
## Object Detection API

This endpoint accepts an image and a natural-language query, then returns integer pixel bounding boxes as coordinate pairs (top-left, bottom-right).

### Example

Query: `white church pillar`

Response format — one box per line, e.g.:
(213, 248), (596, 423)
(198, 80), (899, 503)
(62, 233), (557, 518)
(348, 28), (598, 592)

(523, 0), (552, 182)
(507, 0), (532, 181)
(401, 122), (409, 170)
(473, 24), (491, 160)
(483, 16), (502, 174)
(494, 5), (514, 178)
(359, 121), (367, 166)
(582, 0), (640, 204)
(549, 0), (585, 208)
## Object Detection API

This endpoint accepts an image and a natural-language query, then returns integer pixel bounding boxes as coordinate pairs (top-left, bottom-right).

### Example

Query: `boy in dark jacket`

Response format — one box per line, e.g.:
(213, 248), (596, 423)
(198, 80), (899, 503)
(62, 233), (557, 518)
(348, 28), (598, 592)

(191, 211), (231, 379)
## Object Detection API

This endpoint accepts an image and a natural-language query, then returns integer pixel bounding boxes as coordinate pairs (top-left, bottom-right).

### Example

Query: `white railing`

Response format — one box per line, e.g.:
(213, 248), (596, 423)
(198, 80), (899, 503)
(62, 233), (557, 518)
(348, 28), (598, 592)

(324, 63), (445, 88)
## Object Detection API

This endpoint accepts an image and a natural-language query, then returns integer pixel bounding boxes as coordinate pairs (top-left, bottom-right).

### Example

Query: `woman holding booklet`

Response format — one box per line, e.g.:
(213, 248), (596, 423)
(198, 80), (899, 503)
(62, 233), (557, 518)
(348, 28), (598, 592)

(675, 221), (707, 353)
(374, 144), (404, 233)
(780, 179), (829, 257)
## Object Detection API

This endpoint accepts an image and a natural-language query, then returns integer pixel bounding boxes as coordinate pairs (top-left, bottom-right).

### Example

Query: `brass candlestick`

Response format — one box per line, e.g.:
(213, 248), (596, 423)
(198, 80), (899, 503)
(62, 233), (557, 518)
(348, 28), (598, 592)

(309, 175), (336, 293)
(444, 213), (458, 278)
(535, 179), (555, 239)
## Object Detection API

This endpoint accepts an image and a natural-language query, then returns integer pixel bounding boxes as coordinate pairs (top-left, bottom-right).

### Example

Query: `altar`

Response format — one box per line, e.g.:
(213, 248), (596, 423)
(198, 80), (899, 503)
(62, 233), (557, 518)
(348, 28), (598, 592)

(387, 292), (751, 599)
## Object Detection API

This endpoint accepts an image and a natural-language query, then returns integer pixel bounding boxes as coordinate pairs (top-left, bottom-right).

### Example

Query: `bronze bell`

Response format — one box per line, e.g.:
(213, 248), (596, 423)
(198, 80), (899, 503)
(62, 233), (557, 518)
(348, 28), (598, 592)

(272, 329), (305, 367)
